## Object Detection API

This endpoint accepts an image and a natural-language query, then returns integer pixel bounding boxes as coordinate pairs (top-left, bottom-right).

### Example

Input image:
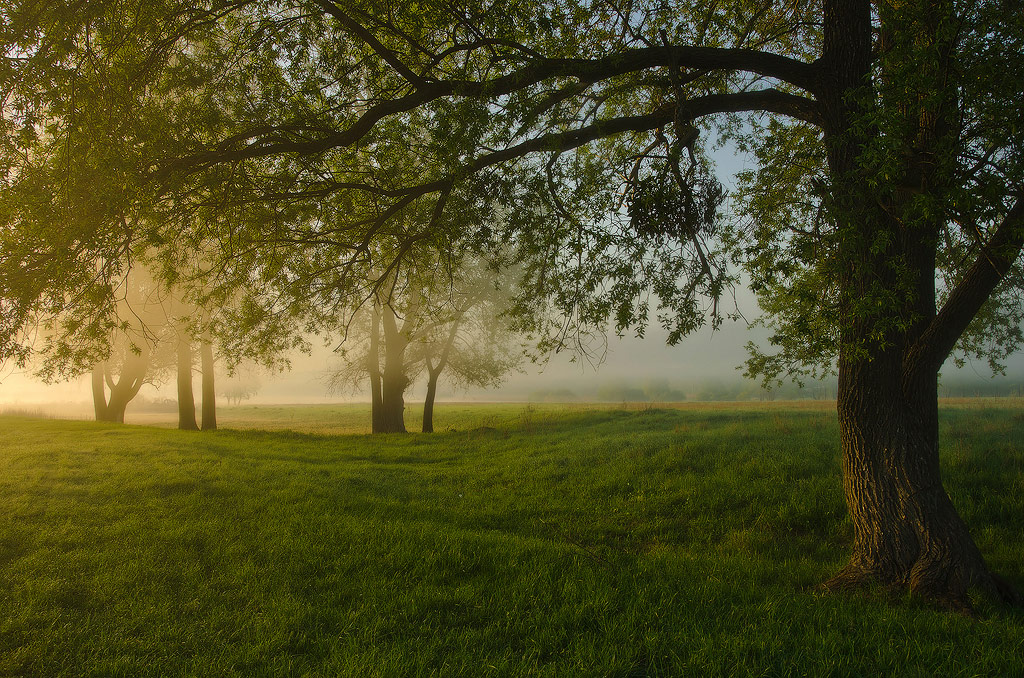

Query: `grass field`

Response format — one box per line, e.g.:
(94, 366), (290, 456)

(1, 401), (1022, 676)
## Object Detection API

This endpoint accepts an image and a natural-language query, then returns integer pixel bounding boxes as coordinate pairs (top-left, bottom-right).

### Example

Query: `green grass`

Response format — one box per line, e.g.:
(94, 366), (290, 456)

(1, 401), (1022, 676)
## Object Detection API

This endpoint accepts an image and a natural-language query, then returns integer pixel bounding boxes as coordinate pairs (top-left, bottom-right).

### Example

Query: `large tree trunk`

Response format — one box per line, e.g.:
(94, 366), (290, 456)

(818, 0), (1019, 609)
(826, 350), (1002, 608)
(201, 339), (216, 431)
(91, 364), (109, 421)
(380, 367), (407, 433)
(176, 334), (198, 431)
(105, 390), (130, 423)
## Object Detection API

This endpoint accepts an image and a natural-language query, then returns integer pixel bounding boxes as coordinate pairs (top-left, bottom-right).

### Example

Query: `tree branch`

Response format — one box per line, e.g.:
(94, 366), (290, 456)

(313, 0), (424, 85)
(189, 89), (820, 220)
(904, 199), (1024, 380)
(166, 46), (819, 174)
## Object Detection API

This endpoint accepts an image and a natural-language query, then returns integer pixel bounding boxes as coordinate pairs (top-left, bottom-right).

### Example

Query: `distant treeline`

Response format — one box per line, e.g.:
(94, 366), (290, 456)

(529, 376), (1024, 402)
(938, 379), (1024, 398)
(529, 377), (836, 402)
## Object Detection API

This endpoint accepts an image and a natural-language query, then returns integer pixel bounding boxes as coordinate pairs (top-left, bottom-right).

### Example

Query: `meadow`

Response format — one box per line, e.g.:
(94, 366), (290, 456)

(1, 400), (1022, 676)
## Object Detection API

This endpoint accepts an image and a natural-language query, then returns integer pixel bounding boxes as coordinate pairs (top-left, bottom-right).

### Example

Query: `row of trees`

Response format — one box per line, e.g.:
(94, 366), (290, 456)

(25, 252), (520, 432)
(1, 0), (1022, 609)
(48, 266), (222, 429)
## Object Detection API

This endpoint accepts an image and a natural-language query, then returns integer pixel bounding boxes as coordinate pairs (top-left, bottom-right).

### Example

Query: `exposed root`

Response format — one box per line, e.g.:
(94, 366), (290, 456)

(822, 561), (1022, 616)
(821, 563), (874, 593)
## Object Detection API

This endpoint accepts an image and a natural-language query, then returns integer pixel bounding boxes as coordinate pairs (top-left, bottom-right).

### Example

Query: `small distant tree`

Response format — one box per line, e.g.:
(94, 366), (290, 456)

(596, 380), (647, 402)
(330, 257), (522, 433)
(642, 377), (686, 402)
(414, 281), (522, 433)
(26, 265), (176, 423)
(218, 366), (262, 406)
(91, 339), (155, 423)
(330, 284), (434, 434)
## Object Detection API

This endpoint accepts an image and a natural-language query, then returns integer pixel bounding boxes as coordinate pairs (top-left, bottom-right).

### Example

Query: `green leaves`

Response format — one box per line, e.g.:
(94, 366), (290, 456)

(628, 166), (724, 243)
(2, 0), (1022, 388)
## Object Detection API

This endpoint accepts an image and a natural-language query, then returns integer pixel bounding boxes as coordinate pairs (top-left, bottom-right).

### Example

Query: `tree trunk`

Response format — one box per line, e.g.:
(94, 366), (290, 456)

(421, 311), (463, 434)
(377, 303), (409, 433)
(91, 364), (109, 421)
(817, 0), (1018, 609)
(369, 372), (384, 432)
(177, 335), (198, 431)
(201, 339), (216, 431)
(369, 304), (384, 433)
(825, 350), (1006, 608)
(422, 368), (439, 433)
(105, 391), (129, 423)
(380, 368), (407, 433)
(97, 353), (148, 423)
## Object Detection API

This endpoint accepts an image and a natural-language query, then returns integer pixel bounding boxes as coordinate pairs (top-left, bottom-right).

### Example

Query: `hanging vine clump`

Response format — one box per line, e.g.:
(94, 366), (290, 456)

(627, 167), (724, 242)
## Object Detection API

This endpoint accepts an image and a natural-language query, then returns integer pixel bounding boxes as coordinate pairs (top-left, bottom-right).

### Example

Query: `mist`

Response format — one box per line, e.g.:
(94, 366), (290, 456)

(5, 313), (1023, 416)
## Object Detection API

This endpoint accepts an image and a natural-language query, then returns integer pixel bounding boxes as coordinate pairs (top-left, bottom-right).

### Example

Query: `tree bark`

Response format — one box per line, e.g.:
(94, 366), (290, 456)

(105, 391), (129, 423)
(100, 353), (147, 423)
(380, 367), (407, 433)
(176, 334), (198, 431)
(201, 339), (216, 431)
(377, 303), (409, 433)
(827, 348), (1004, 608)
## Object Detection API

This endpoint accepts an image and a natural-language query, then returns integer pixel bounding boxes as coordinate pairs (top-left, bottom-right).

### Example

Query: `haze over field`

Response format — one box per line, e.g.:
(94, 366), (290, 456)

(4, 142), (1021, 411)
(4, 318), (1022, 409)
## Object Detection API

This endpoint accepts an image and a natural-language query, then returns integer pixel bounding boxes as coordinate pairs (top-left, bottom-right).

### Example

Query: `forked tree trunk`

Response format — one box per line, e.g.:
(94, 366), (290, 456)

(95, 353), (148, 423)
(201, 339), (216, 431)
(818, 0), (1022, 609)
(422, 312), (463, 433)
(177, 335), (198, 431)
(103, 374), (142, 423)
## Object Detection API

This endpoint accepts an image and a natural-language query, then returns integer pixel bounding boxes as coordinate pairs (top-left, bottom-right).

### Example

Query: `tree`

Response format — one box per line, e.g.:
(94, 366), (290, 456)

(330, 255), (521, 433)
(0, 1), (287, 428)
(413, 273), (523, 433)
(331, 271), (442, 434)
(91, 340), (153, 423)
(218, 365), (262, 405)
(642, 378), (686, 402)
(78, 273), (177, 424)
(4, 1), (1023, 608)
